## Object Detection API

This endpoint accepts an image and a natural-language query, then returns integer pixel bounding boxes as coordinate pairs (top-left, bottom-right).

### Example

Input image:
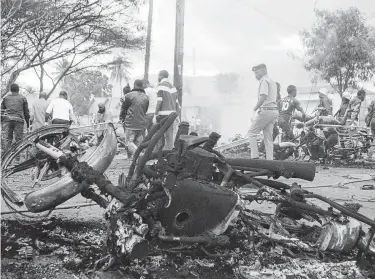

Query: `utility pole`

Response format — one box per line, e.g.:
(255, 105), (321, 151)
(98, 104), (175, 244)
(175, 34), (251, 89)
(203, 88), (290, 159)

(173, 0), (185, 117)
(144, 0), (153, 81)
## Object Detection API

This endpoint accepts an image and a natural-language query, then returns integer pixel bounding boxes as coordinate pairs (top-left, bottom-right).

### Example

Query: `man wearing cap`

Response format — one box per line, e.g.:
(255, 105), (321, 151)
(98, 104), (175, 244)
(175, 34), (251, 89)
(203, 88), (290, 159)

(317, 88), (332, 116)
(249, 64), (278, 160)
(30, 92), (48, 131)
(45, 91), (74, 125)
(119, 79), (149, 159)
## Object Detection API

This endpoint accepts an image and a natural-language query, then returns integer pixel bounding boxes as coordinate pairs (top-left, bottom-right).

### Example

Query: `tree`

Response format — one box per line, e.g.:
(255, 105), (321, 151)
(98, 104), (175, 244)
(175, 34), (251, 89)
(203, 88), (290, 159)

(23, 85), (38, 96)
(300, 7), (375, 95)
(1, 0), (145, 97)
(215, 73), (240, 94)
(61, 70), (112, 116)
(107, 56), (130, 96)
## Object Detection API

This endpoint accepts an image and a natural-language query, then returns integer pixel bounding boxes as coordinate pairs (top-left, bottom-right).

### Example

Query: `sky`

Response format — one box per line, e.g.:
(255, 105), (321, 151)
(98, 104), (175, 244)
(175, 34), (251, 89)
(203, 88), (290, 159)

(17, 0), (375, 96)
(129, 0), (375, 88)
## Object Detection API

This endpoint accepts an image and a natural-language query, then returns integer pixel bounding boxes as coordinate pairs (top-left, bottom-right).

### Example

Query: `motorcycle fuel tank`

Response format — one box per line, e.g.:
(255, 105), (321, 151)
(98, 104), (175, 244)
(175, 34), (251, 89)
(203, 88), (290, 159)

(158, 178), (239, 237)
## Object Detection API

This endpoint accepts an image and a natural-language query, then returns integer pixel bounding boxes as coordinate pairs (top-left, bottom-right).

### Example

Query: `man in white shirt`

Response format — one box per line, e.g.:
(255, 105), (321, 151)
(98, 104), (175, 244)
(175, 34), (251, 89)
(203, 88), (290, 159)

(45, 91), (74, 125)
(143, 79), (157, 132)
(248, 63), (278, 160)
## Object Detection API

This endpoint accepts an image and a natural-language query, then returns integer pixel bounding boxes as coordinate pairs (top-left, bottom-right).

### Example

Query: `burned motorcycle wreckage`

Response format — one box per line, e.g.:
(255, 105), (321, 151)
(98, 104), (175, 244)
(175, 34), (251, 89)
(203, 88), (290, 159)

(295, 115), (374, 163)
(1, 113), (375, 271)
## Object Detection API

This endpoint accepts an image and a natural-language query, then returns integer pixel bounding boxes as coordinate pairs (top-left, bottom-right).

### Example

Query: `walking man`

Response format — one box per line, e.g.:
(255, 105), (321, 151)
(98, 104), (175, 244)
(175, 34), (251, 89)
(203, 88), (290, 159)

(1, 84), (30, 156)
(154, 70), (180, 150)
(119, 79), (149, 159)
(30, 92), (48, 131)
(248, 64), (278, 160)
(143, 80), (157, 132)
(45, 91), (74, 125)
(278, 85), (306, 141)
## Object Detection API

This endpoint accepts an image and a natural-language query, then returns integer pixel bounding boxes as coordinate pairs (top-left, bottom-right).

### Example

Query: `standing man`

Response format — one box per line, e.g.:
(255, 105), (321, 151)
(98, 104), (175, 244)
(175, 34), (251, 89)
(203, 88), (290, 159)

(347, 89), (366, 125)
(94, 103), (113, 124)
(1, 84), (30, 155)
(317, 88), (333, 116)
(154, 70), (180, 150)
(143, 80), (157, 132)
(278, 85), (306, 141)
(248, 64), (278, 160)
(45, 91), (74, 125)
(365, 99), (375, 135)
(119, 79), (149, 159)
(30, 92), (48, 131)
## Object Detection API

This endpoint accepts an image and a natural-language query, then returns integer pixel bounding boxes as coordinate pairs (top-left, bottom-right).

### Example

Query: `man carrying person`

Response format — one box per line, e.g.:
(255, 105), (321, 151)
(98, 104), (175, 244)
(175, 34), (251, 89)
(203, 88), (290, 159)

(1, 83), (30, 156)
(154, 70), (180, 150)
(346, 89), (366, 126)
(119, 79), (149, 159)
(278, 85), (306, 142)
(143, 80), (157, 133)
(248, 64), (278, 160)
(30, 92), (48, 131)
(45, 91), (74, 125)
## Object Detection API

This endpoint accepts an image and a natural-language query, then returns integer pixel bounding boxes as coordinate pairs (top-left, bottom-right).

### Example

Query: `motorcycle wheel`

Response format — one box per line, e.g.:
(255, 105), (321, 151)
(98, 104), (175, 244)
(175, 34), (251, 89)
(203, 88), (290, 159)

(1, 125), (80, 224)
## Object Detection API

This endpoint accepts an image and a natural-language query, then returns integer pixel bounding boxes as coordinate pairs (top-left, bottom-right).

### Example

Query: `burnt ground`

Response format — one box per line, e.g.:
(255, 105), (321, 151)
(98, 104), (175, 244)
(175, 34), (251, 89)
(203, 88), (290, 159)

(1, 154), (375, 279)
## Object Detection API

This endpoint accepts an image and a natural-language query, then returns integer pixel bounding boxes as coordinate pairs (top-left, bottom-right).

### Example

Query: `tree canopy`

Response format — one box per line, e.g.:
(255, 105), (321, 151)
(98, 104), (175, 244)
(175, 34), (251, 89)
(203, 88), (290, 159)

(1, 0), (145, 97)
(300, 7), (375, 95)
(61, 70), (113, 116)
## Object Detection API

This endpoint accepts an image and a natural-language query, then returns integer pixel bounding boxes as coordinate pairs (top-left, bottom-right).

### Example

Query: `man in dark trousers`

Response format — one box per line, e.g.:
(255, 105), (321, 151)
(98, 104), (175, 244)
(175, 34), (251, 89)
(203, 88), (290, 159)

(119, 79), (149, 159)
(1, 83), (30, 157)
(45, 91), (74, 125)
(154, 70), (180, 150)
(278, 85), (306, 141)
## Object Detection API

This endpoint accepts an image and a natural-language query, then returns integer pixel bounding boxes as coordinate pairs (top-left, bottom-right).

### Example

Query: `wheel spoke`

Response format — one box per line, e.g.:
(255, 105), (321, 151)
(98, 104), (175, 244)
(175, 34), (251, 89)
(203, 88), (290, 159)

(31, 161), (50, 188)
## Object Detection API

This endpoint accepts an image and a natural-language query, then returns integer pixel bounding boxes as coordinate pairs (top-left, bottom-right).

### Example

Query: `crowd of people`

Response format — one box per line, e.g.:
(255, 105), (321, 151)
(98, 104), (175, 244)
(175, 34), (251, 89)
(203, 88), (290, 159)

(249, 63), (375, 160)
(0, 70), (181, 160)
(1, 66), (375, 161)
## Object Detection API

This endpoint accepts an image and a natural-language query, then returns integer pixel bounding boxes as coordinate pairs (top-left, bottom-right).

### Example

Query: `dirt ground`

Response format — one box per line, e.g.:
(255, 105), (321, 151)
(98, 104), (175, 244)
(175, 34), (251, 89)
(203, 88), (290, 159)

(1, 154), (375, 279)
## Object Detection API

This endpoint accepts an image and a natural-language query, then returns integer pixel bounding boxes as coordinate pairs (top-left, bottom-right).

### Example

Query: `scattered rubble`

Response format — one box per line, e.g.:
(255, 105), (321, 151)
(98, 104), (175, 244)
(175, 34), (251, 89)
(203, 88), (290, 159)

(1, 116), (375, 278)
